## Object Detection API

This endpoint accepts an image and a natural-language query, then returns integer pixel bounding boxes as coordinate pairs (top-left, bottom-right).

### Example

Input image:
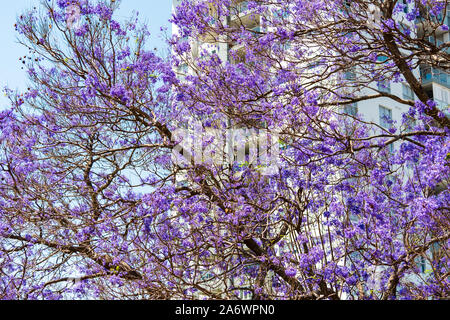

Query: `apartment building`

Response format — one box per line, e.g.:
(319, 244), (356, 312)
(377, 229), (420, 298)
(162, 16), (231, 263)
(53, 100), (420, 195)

(174, 0), (450, 128)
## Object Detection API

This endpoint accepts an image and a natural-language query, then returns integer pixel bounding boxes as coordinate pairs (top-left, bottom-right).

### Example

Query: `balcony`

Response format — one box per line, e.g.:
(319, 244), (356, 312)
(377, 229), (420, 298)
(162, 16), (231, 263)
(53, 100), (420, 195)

(420, 66), (450, 88)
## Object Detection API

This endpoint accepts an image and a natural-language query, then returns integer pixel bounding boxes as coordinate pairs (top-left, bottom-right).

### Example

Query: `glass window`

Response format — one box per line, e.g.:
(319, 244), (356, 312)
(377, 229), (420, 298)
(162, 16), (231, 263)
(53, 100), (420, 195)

(439, 89), (448, 104)
(344, 68), (356, 80)
(379, 105), (392, 128)
(402, 84), (414, 100)
(344, 102), (358, 116)
(379, 106), (395, 152)
(377, 80), (391, 93)
(416, 256), (426, 273)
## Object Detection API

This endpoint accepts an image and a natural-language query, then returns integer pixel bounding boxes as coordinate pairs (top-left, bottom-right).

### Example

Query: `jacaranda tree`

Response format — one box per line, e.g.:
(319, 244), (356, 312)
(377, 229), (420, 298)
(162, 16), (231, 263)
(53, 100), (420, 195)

(0, 0), (448, 300)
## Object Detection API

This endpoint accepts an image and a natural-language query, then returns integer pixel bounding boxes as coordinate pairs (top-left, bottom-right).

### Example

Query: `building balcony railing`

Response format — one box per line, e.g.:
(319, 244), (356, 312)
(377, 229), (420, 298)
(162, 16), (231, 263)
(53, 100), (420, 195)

(420, 66), (450, 88)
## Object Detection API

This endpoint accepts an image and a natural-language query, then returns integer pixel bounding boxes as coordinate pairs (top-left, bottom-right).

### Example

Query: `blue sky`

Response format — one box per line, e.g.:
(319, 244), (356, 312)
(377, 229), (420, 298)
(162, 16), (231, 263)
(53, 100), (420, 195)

(0, 0), (172, 108)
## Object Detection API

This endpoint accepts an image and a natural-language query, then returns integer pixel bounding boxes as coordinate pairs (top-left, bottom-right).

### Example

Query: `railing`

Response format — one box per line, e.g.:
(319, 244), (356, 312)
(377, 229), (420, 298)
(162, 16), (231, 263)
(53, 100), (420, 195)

(420, 66), (450, 88)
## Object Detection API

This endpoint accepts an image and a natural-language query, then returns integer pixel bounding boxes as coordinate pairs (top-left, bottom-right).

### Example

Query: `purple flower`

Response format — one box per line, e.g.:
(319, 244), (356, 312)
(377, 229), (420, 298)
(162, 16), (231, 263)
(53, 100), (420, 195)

(285, 267), (297, 277)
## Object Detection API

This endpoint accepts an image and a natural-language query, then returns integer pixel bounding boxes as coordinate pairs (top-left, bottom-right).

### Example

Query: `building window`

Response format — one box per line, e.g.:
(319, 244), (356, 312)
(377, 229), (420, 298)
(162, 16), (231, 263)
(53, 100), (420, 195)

(377, 80), (391, 93)
(380, 106), (394, 151)
(437, 88), (449, 106)
(379, 105), (392, 128)
(402, 84), (414, 100)
(417, 256), (426, 273)
(344, 68), (356, 81)
(343, 102), (358, 116)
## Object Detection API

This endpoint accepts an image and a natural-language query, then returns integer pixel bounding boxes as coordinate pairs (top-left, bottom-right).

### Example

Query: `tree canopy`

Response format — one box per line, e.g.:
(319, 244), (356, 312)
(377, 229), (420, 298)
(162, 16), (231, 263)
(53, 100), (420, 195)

(0, 0), (448, 300)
